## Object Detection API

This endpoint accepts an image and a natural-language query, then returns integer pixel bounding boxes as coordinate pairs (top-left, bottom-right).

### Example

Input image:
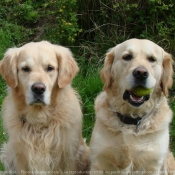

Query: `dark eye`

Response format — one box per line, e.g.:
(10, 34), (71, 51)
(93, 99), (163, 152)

(47, 65), (54, 72)
(22, 66), (30, 72)
(147, 56), (156, 62)
(122, 54), (133, 61)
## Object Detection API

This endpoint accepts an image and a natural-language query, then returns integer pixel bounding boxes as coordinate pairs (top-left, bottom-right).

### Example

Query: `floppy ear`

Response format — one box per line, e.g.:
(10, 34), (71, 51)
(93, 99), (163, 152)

(0, 48), (18, 88)
(101, 48), (115, 90)
(161, 52), (174, 96)
(55, 46), (79, 88)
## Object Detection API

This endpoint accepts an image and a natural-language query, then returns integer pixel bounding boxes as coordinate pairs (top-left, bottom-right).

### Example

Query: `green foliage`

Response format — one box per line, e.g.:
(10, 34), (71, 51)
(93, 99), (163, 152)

(0, 21), (34, 46)
(13, 3), (39, 24)
(0, 1), (37, 47)
(170, 100), (175, 155)
(0, 22), (32, 59)
(77, 0), (175, 56)
(0, 0), (81, 45)
(41, 0), (81, 45)
(0, 0), (39, 25)
(1, 0), (175, 53)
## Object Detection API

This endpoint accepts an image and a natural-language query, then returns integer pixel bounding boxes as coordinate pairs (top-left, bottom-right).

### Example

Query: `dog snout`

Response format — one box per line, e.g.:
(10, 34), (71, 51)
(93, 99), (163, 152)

(32, 83), (46, 95)
(133, 67), (148, 80)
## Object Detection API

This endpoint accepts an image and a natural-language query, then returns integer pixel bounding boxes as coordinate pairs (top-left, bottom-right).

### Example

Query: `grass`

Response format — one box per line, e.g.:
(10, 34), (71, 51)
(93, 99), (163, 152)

(0, 76), (7, 170)
(169, 98), (175, 155)
(72, 66), (103, 142)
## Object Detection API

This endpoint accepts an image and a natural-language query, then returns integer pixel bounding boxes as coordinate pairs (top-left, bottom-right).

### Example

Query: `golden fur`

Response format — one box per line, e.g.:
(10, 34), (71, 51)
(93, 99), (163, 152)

(90, 39), (175, 174)
(0, 41), (89, 174)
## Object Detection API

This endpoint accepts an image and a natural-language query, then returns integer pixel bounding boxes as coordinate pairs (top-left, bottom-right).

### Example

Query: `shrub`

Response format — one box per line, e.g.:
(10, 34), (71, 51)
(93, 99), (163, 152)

(41, 0), (81, 45)
(77, 0), (175, 59)
(0, 0), (40, 25)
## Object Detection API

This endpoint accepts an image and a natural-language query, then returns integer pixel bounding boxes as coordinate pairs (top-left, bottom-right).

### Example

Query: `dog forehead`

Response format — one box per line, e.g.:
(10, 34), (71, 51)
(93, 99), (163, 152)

(114, 40), (140, 56)
(21, 42), (56, 56)
(18, 44), (57, 66)
(138, 40), (163, 54)
(115, 39), (163, 58)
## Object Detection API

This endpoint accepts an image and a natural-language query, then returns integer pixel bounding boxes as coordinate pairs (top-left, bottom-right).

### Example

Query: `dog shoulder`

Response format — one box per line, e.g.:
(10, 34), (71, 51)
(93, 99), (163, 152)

(94, 91), (108, 112)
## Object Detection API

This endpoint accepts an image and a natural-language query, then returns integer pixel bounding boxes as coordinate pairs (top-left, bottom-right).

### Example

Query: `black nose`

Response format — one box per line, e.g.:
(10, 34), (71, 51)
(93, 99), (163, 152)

(133, 67), (148, 80)
(32, 83), (46, 95)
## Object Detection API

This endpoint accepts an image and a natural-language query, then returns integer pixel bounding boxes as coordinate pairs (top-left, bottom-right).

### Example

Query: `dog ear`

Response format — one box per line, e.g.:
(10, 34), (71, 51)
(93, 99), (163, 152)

(55, 46), (79, 88)
(0, 48), (18, 88)
(161, 52), (174, 96)
(101, 48), (115, 90)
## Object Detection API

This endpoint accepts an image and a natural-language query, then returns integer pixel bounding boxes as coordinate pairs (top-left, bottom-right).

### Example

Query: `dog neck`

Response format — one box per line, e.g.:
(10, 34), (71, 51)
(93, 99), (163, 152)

(114, 105), (156, 133)
(20, 115), (27, 127)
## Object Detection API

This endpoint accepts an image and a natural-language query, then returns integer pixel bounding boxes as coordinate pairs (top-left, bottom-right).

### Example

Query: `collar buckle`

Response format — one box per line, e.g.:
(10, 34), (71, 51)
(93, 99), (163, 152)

(136, 118), (142, 133)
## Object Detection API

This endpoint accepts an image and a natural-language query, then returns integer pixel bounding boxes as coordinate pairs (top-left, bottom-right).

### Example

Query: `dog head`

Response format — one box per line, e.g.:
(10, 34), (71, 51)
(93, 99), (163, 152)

(0, 41), (79, 106)
(101, 39), (173, 108)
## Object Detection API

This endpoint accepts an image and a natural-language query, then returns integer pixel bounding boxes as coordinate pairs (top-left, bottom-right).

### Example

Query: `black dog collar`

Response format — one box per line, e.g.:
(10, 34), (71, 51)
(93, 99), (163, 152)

(115, 105), (156, 133)
(116, 112), (142, 132)
(116, 112), (142, 126)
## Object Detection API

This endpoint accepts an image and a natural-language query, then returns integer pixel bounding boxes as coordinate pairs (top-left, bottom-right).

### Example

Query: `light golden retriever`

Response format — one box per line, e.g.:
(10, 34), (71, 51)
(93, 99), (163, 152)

(90, 39), (175, 175)
(0, 41), (89, 174)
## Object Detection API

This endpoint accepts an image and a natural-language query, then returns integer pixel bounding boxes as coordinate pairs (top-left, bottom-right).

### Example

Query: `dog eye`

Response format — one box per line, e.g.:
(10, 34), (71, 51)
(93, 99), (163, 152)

(147, 56), (156, 62)
(122, 54), (133, 61)
(22, 66), (30, 72)
(47, 65), (54, 72)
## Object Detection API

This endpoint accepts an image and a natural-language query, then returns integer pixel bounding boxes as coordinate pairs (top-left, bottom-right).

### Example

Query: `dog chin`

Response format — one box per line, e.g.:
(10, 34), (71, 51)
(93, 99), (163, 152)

(123, 90), (150, 107)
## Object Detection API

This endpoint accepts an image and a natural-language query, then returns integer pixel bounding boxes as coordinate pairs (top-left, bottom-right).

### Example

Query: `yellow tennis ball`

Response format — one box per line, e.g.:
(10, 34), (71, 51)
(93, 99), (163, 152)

(132, 86), (152, 96)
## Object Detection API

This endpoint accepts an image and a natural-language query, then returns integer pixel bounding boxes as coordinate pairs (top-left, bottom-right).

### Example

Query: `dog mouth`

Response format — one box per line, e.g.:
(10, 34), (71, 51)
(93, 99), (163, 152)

(29, 95), (46, 105)
(123, 90), (150, 107)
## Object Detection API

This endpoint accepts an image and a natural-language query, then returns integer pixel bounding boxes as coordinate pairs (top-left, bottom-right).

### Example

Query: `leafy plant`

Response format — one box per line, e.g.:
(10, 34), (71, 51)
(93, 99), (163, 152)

(41, 0), (81, 45)
(77, 0), (175, 57)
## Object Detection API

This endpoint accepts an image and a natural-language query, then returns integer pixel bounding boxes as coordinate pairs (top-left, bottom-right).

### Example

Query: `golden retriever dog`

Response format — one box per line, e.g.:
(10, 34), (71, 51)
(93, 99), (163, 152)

(90, 39), (175, 175)
(0, 41), (89, 174)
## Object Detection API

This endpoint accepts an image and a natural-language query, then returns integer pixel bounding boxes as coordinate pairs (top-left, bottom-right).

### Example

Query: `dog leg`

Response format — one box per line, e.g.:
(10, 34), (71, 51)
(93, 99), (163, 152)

(165, 151), (175, 175)
(0, 143), (16, 173)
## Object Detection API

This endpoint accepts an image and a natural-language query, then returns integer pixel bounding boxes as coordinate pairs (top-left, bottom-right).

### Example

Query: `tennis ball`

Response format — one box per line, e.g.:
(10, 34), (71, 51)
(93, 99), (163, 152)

(132, 86), (152, 97)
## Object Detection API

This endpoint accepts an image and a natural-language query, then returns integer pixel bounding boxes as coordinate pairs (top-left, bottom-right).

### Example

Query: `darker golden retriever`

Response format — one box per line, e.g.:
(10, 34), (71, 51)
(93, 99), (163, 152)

(0, 41), (89, 174)
(90, 39), (175, 174)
